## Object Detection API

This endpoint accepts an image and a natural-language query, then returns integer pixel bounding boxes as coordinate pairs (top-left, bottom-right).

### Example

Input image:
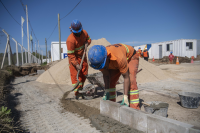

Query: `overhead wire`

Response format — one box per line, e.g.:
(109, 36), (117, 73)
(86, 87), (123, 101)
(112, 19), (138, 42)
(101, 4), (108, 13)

(0, 0), (21, 26)
(0, 0), (30, 43)
(47, 0), (82, 40)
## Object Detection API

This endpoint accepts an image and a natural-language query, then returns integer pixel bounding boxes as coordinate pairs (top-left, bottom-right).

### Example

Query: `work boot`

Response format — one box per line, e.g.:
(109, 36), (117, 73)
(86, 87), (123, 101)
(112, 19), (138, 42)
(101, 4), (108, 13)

(75, 93), (85, 100)
(120, 95), (129, 107)
(102, 90), (110, 100)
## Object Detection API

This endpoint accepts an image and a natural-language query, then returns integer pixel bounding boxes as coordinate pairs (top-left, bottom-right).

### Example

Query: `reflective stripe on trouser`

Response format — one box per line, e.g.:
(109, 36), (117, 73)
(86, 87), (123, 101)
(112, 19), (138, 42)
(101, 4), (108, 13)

(73, 82), (83, 95)
(128, 54), (140, 110)
(108, 88), (116, 101)
(69, 57), (88, 96)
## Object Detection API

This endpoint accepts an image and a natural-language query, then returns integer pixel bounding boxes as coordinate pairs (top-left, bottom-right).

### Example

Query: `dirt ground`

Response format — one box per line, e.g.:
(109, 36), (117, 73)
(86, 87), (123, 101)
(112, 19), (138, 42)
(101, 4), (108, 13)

(2, 60), (200, 132)
(61, 92), (143, 133)
(70, 61), (200, 128)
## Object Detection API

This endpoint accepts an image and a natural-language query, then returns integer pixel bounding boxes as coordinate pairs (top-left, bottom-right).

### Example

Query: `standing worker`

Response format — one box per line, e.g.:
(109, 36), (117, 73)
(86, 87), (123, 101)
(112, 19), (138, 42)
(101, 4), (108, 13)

(88, 44), (140, 110)
(137, 47), (142, 57)
(143, 48), (149, 61)
(168, 51), (174, 64)
(66, 19), (91, 99)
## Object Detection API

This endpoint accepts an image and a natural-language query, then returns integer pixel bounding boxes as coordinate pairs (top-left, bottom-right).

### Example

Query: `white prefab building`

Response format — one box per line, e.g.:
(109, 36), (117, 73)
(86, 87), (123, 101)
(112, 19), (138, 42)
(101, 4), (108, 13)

(134, 39), (200, 59)
(51, 42), (68, 62)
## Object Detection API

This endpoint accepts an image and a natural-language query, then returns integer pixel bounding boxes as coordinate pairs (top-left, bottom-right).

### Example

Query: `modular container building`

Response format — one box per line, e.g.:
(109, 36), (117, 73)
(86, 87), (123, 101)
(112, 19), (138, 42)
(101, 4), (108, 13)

(134, 39), (200, 59)
(151, 39), (200, 59)
(51, 42), (68, 62)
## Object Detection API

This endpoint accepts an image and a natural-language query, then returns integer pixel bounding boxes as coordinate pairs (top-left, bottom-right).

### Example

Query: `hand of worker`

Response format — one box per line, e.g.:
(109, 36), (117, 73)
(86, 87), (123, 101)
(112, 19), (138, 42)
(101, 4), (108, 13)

(76, 64), (81, 71)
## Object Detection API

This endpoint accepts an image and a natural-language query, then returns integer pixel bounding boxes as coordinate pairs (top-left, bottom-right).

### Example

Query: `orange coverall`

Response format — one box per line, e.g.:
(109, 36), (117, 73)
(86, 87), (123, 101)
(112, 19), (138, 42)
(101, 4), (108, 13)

(137, 49), (142, 57)
(66, 30), (91, 96)
(101, 43), (140, 110)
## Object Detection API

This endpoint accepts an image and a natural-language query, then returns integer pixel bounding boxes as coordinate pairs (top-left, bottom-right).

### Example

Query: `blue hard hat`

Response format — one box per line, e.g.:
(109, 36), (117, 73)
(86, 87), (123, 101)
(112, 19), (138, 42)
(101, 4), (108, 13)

(71, 19), (82, 33)
(139, 47), (141, 49)
(88, 45), (107, 70)
(170, 51), (173, 54)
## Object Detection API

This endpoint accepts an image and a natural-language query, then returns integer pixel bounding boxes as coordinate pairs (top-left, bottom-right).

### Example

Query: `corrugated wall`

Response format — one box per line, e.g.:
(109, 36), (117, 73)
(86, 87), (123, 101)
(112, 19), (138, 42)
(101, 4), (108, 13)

(197, 40), (200, 55)
(151, 39), (197, 59)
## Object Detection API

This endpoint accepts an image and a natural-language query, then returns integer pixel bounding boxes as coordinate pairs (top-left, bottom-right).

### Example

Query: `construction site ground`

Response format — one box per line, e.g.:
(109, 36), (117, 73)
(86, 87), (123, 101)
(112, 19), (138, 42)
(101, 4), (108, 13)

(5, 61), (200, 132)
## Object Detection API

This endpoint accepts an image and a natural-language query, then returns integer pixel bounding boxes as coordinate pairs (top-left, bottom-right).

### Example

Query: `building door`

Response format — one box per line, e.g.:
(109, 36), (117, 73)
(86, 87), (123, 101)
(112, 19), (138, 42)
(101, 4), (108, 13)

(159, 45), (162, 59)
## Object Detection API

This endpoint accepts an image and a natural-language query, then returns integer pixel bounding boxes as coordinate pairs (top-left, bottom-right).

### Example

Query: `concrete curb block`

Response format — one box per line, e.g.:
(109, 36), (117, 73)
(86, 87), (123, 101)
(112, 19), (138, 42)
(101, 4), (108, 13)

(100, 99), (121, 121)
(37, 70), (45, 75)
(100, 100), (200, 133)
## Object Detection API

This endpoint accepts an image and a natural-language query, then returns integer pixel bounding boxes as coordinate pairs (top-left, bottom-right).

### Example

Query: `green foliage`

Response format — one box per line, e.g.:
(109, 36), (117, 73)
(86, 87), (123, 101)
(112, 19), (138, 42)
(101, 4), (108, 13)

(0, 106), (12, 123)
(41, 61), (47, 66)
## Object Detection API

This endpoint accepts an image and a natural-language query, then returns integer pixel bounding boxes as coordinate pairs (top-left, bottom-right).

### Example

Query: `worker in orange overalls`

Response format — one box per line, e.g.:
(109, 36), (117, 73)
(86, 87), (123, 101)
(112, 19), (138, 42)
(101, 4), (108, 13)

(66, 19), (91, 99)
(143, 48), (149, 61)
(88, 44), (140, 110)
(137, 47), (142, 57)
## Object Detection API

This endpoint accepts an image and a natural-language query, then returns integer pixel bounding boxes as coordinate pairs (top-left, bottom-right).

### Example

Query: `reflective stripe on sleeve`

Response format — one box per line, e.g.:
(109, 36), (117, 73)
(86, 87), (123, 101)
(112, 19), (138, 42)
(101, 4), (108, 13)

(75, 45), (85, 51)
(68, 50), (75, 53)
(87, 37), (91, 40)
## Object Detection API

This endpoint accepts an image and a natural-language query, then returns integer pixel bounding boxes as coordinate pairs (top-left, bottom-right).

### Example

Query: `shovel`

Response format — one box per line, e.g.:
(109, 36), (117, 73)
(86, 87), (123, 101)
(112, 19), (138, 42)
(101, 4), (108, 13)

(71, 43), (88, 91)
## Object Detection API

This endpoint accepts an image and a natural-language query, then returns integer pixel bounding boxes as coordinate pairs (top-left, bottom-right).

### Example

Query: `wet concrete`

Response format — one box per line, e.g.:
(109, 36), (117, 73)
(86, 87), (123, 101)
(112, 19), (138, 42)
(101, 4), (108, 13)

(61, 93), (143, 133)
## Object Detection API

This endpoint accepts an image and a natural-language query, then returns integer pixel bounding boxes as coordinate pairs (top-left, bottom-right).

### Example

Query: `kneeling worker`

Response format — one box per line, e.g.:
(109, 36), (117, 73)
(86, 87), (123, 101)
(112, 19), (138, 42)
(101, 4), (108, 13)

(88, 44), (140, 110)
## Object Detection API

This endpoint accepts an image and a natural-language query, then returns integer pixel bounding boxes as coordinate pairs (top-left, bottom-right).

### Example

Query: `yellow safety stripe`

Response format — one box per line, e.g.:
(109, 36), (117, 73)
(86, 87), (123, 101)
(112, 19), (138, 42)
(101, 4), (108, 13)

(109, 95), (116, 99)
(72, 82), (83, 86)
(67, 50), (75, 54)
(87, 37), (91, 40)
(120, 43), (129, 60)
(130, 98), (139, 104)
(120, 43), (129, 53)
(75, 45), (85, 51)
(129, 90), (139, 95)
(108, 88), (116, 92)
(68, 45), (85, 54)
(74, 87), (83, 92)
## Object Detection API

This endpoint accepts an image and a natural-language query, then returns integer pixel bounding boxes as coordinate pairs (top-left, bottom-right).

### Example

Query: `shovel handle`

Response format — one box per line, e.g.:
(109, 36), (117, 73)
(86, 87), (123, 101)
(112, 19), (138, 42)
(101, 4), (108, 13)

(142, 102), (150, 106)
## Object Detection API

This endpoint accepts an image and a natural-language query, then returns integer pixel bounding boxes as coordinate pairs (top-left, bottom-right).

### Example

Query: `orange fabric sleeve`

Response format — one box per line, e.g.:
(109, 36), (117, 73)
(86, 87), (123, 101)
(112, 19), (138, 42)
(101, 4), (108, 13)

(66, 39), (78, 66)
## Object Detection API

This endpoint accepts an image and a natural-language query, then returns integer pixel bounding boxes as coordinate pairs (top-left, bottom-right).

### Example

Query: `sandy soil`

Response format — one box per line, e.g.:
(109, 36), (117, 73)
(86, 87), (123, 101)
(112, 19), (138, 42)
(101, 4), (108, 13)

(72, 62), (200, 128)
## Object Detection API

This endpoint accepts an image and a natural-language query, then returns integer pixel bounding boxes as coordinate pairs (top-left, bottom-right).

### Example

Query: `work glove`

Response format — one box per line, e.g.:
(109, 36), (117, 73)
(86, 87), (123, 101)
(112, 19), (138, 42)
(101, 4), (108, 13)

(102, 89), (110, 101)
(120, 95), (129, 107)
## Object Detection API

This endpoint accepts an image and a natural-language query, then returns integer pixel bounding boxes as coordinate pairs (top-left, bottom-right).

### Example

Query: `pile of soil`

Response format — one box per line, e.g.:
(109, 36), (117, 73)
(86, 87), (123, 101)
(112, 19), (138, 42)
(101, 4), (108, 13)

(37, 38), (169, 85)
(36, 38), (111, 85)
(194, 55), (200, 61)
(149, 56), (191, 64)
(61, 93), (143, 133)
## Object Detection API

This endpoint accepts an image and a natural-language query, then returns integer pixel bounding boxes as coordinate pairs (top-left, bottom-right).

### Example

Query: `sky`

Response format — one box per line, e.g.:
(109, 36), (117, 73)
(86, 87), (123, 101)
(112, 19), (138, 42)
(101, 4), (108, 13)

(0, 0), (200, 56)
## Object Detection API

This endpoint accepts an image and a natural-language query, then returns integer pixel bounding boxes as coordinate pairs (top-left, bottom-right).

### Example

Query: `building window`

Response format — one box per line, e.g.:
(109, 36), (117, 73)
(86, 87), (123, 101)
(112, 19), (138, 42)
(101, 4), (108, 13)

(166, 43), (173, 52)
(186, 42), (193, 50)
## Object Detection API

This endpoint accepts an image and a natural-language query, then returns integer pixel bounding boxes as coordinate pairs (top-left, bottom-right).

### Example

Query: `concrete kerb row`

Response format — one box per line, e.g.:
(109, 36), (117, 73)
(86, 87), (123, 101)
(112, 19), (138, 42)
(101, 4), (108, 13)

(100, 100), (200, 133)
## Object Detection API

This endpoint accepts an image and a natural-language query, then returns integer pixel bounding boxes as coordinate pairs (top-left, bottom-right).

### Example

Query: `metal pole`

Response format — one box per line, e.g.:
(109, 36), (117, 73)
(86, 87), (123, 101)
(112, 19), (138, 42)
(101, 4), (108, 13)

(21, 44), (23, 65)
(42, 50), (43, 64)
(38, 41), (40, 60)
(26, 5), (30, 63)
(58, 13), (61, 60)
(21, 16), (24, 65)
(1, 29), (9, 69)
(12, 38), (19, 66)
(45, 38), (47, 63)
